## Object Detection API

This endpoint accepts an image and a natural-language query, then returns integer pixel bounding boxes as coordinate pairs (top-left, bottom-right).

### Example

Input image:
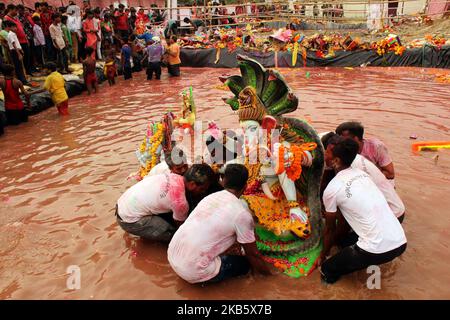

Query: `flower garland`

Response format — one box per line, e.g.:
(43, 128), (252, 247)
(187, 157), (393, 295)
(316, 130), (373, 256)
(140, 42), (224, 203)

(244, 146), (263, 186)
(275, 143), (317, 181)
(263, 256), (309, 273)
(139, 122), (164, 178)
(149, 123), (164, 169)
(373, 35), (405, 56)
(286, 145), (303, 181)
(425, 34), (446, 48)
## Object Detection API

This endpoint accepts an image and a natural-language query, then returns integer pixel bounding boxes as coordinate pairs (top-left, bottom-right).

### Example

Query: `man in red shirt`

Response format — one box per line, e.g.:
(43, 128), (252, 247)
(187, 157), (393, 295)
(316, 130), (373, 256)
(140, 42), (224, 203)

(4, 4), (30, 80)
(39, 2), (55, 61)
(0, 64), (30, 126)
(17, 5), (35, 75)
(114, 4), (129, 41)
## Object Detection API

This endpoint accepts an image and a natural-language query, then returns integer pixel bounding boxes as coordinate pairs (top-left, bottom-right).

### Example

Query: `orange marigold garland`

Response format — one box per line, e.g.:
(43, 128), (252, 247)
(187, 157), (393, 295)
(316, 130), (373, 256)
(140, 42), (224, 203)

(276, 142), (317, 180)
(286, 145), (303, 181)
(275, 144), (285, 175)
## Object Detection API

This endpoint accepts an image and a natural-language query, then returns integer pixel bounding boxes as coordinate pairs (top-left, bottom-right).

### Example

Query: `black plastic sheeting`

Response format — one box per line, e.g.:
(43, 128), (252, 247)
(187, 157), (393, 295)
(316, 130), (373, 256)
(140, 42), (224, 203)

(0, 68), (106, 122)
(181, 45), (450, 69)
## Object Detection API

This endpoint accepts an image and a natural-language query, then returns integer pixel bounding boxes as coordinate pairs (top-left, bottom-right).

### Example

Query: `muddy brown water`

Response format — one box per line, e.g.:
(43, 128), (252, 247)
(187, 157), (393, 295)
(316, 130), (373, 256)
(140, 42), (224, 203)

(0, 67), (449, 299)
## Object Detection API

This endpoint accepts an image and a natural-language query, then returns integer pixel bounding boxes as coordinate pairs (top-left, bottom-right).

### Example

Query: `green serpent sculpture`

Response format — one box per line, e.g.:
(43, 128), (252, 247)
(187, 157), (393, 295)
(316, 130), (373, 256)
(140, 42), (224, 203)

(220, 55), (324, 277)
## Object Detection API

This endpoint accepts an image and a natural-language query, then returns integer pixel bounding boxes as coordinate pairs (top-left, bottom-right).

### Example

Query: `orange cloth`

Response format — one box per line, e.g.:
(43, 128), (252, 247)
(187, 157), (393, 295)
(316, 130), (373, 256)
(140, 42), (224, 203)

(167, 43), (181, 65)
(82, 18), (97, 50)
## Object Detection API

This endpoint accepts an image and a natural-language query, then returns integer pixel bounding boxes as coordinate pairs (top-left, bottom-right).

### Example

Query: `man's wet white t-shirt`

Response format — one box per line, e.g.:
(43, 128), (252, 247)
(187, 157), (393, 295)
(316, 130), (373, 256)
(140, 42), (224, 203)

(352, 154), (405, 218)
(117, 173), (189, 223)
(323, 167), (406, 254)
(168, 190), (255, 283)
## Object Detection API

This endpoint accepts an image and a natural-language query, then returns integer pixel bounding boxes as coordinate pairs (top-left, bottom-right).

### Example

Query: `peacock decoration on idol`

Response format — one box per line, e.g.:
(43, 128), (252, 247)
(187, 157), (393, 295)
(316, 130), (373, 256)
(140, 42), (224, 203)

(221, 55), (324, 277)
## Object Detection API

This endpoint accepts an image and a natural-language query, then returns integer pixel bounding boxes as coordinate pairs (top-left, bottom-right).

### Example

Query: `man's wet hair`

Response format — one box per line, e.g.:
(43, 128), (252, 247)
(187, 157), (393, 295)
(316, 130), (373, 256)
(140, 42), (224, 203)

(335, 121), (364, 140)
(321, 132), (336, 150)
(45, 62), (58, 72)
(321, 132), (344, 150)
(52, 13), (61, 20)
(184, 164), (214, 186)
(1, 64), (15, 77)
(165, 147), (187, 168)
(32, 15), (41, 23)
(223, 164), (248, 191)
(331, 138), (359, 167)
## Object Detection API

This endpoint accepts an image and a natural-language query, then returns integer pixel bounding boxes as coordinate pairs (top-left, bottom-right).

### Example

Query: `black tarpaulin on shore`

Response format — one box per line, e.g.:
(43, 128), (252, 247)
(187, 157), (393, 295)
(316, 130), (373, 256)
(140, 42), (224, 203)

(180, 45), (450, 69)
(0, 68), (106, 120)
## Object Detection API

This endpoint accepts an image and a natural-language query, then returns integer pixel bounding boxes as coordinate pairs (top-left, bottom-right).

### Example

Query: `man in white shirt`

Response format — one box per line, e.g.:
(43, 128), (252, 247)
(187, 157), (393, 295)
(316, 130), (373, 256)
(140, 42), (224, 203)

(320, 139), (407, 284)
(32, 16), (45, 67)
(322, 133), (405, 223)
(168, 164), (271, 284)
(4, 21), (26, 84)
(66, 1), (81, 18)
(116, 164), (213, 242)
(67, 10), (81, 63)
(6, 23), (21, 51)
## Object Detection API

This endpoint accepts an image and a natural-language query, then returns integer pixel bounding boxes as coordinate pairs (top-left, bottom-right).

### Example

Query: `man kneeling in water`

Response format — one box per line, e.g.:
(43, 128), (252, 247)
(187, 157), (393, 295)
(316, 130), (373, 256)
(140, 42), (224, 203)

(168, 164), (271, 284)
(322, 133), (406, 223)
(116, 164), (213, 242)
(319, 139), (407, 284)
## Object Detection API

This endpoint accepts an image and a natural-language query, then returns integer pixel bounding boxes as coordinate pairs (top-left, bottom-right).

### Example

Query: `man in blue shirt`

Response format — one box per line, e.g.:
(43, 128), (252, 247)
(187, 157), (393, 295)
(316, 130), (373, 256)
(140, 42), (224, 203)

(120, 37), (132, 80)
(137, 25), (153, 43)
(141, 36), (164, 80)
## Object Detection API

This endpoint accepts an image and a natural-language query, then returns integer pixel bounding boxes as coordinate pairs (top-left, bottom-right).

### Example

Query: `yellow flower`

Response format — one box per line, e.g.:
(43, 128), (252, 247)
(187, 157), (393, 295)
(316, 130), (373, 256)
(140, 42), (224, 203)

(139, 123), (164, 179)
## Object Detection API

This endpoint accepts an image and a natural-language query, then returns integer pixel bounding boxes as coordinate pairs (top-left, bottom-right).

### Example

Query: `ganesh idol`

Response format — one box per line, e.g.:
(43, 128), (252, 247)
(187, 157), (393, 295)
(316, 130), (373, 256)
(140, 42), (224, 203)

(219, 55), (325, 277)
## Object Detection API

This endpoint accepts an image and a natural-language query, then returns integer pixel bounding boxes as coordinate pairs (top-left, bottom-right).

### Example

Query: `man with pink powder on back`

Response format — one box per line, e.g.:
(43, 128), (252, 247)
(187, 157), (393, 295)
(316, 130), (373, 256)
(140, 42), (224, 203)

(336, 121), (395, 183)
(168, 164), (271, 284)
(116, 164), (213, 242)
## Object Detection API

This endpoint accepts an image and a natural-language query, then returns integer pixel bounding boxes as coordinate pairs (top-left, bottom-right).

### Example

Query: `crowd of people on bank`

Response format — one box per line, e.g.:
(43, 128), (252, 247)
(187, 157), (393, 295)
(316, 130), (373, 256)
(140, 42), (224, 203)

(0, 1), (185, 135)
(115, 121), (407, 285)
(0, 2), (184, 77)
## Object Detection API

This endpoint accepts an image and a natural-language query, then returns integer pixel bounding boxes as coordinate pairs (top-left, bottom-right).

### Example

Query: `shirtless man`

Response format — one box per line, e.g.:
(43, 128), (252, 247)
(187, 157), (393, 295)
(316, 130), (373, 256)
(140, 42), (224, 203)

(82, 46), (98, 95)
